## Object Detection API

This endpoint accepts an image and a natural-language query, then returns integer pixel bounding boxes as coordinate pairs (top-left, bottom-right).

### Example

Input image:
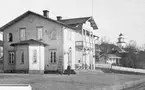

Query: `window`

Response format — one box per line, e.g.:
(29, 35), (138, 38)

(7, 33), (13, 42)
(20, 50), (24, 64)
(54, 52), (56, 63)
(8, 51), (15, 64)
(50, 50), (57, 63)
(33, 49), (37, 63)
(78, 60), (81, 63)
(68, 49), (72, 65)
(0, 47), (3, 58)
(67, 31), (72, 41)
(20, 28), (26, 40)
(37, 27), (43, 40)
(50, 52), (53, 63)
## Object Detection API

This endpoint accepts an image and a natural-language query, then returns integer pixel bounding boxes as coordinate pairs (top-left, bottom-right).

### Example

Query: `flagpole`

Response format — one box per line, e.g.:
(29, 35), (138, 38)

(92, 0), (93, 17)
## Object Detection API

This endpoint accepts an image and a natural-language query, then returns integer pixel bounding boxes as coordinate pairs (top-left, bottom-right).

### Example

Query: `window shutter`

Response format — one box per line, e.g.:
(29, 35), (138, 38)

(7, 33), (9, 42)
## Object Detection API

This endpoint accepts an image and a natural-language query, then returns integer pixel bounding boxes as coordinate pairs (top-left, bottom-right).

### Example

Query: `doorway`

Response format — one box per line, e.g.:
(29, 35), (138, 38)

(68, 47), (72, 68)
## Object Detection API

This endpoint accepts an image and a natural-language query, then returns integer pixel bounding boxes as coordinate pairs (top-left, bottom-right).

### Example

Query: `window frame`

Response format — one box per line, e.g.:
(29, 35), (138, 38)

(32, 49), (37, 64)
(0, 47), (3, 59)
(8, 51), (15, 65)
(19, 28), (26, 41)
(20, 50), (24, 64)
(36, 26), (43, 40)
(7, 33), (13, 42)
(49, 49), (57, 64)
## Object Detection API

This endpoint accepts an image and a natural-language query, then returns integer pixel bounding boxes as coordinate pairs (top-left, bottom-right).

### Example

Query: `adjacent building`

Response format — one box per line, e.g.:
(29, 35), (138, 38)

(60, 17), (99, 70)
(0, 40), (3, 71)
(0, 10), (98, 73)
(96, 33), (127, 66)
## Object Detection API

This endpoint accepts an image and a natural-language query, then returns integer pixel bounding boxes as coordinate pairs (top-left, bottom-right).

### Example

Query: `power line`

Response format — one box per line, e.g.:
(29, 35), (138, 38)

(92, 0), (94, 17)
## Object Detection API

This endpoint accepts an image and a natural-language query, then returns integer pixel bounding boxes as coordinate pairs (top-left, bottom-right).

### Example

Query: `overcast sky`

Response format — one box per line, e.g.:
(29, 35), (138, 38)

(0, 0), (145, 47)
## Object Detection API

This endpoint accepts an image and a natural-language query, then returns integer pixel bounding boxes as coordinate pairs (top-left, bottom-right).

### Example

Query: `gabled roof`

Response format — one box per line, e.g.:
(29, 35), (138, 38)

(60, 17), (98, 30)
(99, 53), (121, 59)
(10, 39), (48, 46)
(0, 11), (78, 31)
(99, 43), (128, 57)
(106, 54), (121, 58)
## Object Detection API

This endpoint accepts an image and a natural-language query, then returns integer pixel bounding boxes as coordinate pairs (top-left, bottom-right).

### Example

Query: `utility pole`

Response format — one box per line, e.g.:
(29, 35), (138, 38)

(92, 0), (94, 17)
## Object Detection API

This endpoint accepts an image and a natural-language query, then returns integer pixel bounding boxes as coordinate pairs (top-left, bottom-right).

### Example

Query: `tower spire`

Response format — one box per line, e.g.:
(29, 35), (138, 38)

(117, 33), (125, 48)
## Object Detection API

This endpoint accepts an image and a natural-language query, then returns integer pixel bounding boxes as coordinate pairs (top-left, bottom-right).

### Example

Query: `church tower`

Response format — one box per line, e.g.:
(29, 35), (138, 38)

(117, 33), (126, 48)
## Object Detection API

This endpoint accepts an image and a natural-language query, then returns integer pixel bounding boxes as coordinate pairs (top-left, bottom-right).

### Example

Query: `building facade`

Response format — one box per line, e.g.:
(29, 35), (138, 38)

(0, 10), (98, 73)
(75, 21), (98, 70)
(60, 17), (99, 70)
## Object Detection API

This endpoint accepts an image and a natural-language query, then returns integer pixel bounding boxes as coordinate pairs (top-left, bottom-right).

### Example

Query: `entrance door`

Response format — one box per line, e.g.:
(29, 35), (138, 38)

(45, 49), (57, 71)
(49, 49), (57, 64)
(30, 48), (39, 70)
(29, 46), (45, 73)
(8, 51), (16, 70)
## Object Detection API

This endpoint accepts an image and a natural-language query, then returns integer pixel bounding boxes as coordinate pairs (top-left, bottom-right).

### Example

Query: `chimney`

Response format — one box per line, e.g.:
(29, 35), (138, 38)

(43, 10), (49, 18)
(57, 16), (62, 21)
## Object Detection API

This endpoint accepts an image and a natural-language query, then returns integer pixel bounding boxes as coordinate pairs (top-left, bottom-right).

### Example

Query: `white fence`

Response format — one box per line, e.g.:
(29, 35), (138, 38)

(95, 64), (112, 68)
(112, 66), (145, 73)
(96, 64), (145, 74)
(0, 84), (32, 90)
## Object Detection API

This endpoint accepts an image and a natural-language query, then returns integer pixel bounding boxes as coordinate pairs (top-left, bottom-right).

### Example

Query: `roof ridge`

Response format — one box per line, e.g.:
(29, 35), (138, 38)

(60, 16), (91, 21)
(0, 10), (78, 31)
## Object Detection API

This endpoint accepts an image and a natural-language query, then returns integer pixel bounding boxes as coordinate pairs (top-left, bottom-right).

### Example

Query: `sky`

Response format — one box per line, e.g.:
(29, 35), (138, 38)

(0, 0), (145, 48)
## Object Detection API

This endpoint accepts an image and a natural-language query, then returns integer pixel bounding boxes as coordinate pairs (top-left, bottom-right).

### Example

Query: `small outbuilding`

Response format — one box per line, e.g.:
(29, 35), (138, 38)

(105, 54), (121, 65)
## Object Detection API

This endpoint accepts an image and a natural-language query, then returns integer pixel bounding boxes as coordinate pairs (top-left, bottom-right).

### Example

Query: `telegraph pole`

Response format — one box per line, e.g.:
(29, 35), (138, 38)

(92, 0), (94, 16)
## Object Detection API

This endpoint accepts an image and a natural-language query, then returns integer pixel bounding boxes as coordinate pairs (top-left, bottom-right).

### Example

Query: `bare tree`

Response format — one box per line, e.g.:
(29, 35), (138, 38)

(100, 36), (111, 44)
(124, 40), (139, 68)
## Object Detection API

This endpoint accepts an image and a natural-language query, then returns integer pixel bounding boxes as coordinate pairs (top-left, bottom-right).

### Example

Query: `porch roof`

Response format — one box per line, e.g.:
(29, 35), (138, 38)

(10, 39), (48, 46)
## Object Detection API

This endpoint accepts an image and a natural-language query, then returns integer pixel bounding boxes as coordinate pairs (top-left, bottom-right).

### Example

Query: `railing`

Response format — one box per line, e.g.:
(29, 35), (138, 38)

(75, 41), (83, 47)
(76, 41), (94, 47)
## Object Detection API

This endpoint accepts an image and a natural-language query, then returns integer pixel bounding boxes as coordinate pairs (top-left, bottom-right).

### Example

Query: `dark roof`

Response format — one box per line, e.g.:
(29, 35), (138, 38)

(0, 40), (3, 46)
(60, 17), (90, 24)
(0, 11), (78, 31)
(100, 43), (127, 54)
(99, 53), (121, 58)
(10, 39), (48, 46)
(60, 17), (98, 30)
(106, 54), (121, 58)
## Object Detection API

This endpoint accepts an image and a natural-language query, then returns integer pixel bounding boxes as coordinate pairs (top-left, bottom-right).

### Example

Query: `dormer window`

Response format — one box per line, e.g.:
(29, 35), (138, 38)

(7, 33), (13, 42)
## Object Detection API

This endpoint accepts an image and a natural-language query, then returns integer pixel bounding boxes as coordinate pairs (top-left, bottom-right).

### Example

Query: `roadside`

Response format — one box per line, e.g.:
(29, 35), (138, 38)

(102, 78), (145, 90)
(0, 70), (144, 90)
